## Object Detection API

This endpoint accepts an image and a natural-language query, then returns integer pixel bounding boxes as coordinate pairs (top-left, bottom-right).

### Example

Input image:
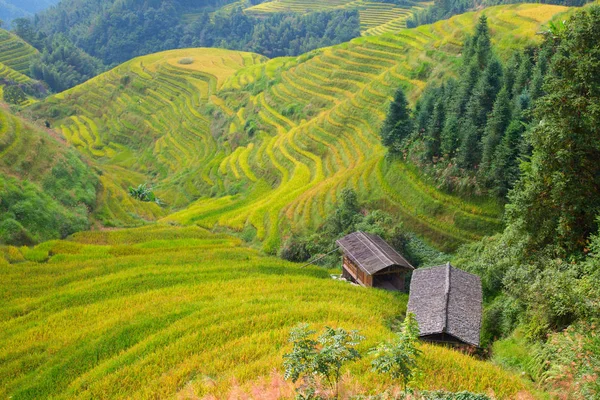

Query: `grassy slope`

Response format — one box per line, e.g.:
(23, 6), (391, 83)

(32, 4), (568, 253)
(0, 225), (534, 398)
(0, 29), (37, 75)
(245, 0), (431, 36)
(0, 106), (98, 244)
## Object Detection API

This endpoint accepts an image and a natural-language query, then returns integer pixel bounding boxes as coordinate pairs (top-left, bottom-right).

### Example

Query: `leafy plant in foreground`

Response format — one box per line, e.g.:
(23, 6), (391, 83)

(370, 312), (422, 392)
(283, 324), (364, 399)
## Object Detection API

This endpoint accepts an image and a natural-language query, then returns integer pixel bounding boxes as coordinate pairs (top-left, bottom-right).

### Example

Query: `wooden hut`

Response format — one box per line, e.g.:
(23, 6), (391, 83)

(336, 231), (414, 291)
(407, 263), (482, 347)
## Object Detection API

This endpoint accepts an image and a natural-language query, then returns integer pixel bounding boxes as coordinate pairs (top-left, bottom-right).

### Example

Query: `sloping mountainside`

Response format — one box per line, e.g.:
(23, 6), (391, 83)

(32, 3), (568, 254)
(0, 29), (38, 75)
(34, 48), (265, 228)
(0, 225), (535, 398)
(245, 0), (432, 36)
(0, 106), (97, 244)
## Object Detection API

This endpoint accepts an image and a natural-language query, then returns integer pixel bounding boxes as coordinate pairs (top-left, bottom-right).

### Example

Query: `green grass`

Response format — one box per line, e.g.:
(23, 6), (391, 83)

(0, 225), (537, 398)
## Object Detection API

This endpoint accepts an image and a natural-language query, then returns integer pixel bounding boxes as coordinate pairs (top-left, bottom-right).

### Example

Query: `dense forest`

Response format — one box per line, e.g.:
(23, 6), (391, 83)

(383, 8), (600, 394)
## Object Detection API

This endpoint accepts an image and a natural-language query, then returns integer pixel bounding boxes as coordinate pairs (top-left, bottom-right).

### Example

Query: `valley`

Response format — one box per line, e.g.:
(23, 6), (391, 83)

(1, 0), (599, 398)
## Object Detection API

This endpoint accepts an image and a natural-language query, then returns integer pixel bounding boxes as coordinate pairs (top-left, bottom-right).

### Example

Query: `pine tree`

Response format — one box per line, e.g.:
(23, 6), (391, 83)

(473, 15), (492, 70)
(380, 87), (413, 153)
(513, 51), (532, 97)
(425, 96), (445, 161)
(480, 86), (512, 178)
(503, 52), (521, 96)
(506, 6), (600, 255)
(490, 119), (524, 198)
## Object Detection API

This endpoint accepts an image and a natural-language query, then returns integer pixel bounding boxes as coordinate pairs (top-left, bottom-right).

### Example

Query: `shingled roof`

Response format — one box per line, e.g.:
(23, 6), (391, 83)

(407, 263), (482, 346)
(336, 231), (414, 275)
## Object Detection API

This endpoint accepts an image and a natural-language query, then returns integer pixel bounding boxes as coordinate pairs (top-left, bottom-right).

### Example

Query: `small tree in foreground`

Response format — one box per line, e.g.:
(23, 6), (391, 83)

(283, 324), (364, 399)
(370, 313), (422, 392)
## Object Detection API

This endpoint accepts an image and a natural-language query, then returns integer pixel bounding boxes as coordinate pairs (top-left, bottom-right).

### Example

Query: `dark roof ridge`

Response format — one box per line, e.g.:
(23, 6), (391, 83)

(355, 231), (393, 267)
(362, 231), (414, 270)
(443, 262), (451, 333)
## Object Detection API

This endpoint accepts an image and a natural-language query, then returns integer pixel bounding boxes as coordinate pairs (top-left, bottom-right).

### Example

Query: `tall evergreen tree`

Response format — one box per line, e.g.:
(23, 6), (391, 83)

(425, 96), (445, 161)
(489, 118), (524, 198)
(506, 6), (600, 255)
(380, 87), (413, 153)
(480, 86), (512, 177)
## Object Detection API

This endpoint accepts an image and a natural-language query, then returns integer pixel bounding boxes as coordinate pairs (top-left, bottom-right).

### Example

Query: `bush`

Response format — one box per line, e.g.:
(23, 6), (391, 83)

(178, 57), (194, 65)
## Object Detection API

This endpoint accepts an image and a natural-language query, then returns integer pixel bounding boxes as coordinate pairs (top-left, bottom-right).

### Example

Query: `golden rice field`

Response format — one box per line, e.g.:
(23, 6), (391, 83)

(32, 4), (569, 254)
(245, 0), (430, 35)
(0, 225), (537, 399)
(0, 29), (38, 75)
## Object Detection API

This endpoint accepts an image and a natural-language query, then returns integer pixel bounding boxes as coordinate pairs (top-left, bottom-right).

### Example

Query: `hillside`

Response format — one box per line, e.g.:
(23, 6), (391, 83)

(0, 225), (536, 398)
(32, 3), (569, 254)
(0, 106), (97, 245)
(245, 0), (431, 35)
(0, 29), (38, 75)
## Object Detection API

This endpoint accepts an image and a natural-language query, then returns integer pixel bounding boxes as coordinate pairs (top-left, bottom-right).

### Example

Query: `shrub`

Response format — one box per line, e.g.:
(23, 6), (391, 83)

(370, 313), (421, 392)
(283, 324), (364, 399)
(178, 57), (194, 65)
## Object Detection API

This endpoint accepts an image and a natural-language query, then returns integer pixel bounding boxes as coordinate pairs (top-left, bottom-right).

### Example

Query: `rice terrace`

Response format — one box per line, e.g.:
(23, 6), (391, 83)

(1, 0), (600, 398)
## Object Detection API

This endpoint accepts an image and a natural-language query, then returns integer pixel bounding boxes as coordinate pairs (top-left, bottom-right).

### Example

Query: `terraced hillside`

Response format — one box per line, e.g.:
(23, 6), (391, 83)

(0, 225), (537, 398)
(245, 0), (430, 35)
(33, 4), (569, 253)
(0, 29), (37, 75)
(40, 48), (266, 227)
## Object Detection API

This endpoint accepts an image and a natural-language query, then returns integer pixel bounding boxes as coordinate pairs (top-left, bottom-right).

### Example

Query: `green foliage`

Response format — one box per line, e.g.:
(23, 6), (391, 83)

(370, 313), (421, 392)
(283, 324), (364, 398)
(389, 15), (551, 199)
(279, 189), (418, 267)
(31, 1), (359, 67)
(506, 5), (600, 256)
(539, 321), (600, 398)
(177, 57), (194, 65)
(381, 87), (413, 153)
(128, 183), (163, 206)
(0, 174), (90, 245)
(2, 84), (26, 104)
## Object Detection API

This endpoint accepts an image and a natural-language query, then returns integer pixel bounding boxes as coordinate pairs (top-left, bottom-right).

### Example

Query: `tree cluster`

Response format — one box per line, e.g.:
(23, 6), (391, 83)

(448, 7), (600, 395)
(180, 8), (360, 58)
(26, 0), (359, 65)
(13, 18), (104, 93)
(382, 15), (551, 199)
(278, 188), (445, 268)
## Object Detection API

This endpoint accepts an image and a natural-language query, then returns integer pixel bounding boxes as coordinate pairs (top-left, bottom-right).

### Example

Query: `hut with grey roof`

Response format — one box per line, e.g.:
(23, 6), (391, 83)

(407, 263), (482, 347)
(336, 231), (414, 291)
